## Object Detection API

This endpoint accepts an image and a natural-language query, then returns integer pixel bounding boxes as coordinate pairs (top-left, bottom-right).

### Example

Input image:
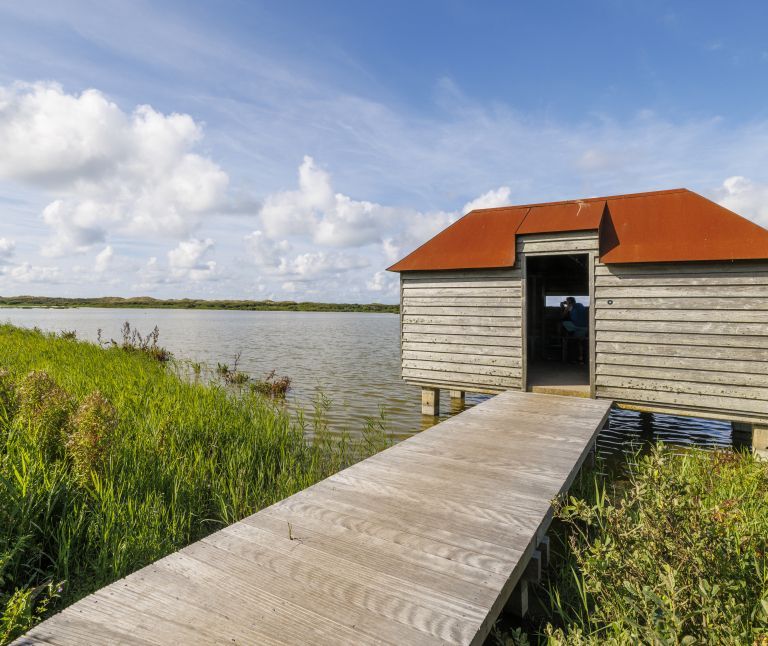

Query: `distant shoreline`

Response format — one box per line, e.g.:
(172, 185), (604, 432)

(0, 296), (399, 314)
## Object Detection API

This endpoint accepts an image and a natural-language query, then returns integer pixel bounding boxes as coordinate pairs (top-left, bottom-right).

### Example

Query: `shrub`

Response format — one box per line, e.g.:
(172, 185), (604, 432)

(505, 447), (768, 644)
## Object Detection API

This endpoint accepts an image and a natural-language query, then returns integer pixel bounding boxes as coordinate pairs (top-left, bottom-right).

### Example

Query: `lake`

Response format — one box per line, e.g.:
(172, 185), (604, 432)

(0, 307), (735, 456)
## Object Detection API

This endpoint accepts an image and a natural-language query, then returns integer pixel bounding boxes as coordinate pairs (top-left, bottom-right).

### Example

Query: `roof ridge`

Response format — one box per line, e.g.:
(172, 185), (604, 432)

(468, 188), (690, 214)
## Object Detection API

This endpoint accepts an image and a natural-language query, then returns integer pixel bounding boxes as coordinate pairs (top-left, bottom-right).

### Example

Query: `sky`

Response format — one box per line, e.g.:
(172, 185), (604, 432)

(2, 1), (768, 303)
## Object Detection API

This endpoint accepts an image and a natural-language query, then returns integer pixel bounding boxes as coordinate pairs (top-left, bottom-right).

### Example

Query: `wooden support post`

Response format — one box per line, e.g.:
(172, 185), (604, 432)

(523, 549), (542, 584)
(449, 390), (465, 404)
(421, 387), (439, 416)
(732, 421), (752, 441)
(506, 579), (528, 617)
(537, 536), (550, 569)
(754, 425), (768, 461)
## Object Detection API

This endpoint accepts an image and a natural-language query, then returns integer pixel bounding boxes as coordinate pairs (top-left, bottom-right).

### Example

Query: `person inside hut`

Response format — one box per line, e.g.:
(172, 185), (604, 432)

(561, 296), (588, 363)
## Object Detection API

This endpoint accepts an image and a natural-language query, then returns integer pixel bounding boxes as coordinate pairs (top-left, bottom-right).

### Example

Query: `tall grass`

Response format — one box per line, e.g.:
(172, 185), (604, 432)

(0, 323), (388, 643)
(497, 447), (768, 644)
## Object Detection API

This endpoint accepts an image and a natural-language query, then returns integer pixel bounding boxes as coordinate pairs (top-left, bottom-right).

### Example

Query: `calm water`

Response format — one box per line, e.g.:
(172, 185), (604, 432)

(0, 307), (734, 454)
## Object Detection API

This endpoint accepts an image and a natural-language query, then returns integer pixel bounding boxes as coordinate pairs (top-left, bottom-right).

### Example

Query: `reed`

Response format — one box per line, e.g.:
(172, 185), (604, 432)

(0, 324), (388, 643)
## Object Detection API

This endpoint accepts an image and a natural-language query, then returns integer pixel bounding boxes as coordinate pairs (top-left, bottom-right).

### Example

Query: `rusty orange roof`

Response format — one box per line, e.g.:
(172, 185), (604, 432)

(387, 188), (768, 271)
(387, 206), (528, 271)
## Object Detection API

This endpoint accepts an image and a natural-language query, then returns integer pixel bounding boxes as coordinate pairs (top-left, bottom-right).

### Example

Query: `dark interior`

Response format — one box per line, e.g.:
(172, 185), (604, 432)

(525, 254), (590, 391)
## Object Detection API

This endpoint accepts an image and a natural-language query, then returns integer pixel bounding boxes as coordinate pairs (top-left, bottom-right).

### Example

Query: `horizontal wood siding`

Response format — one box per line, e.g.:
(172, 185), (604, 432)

(594, 260), (768, 421)
(401, 269), (522, 391)
(516, 231), (599, 256)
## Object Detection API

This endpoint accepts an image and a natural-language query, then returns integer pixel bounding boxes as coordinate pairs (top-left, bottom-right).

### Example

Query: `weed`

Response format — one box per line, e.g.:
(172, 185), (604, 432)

(250, 370), (291, 398)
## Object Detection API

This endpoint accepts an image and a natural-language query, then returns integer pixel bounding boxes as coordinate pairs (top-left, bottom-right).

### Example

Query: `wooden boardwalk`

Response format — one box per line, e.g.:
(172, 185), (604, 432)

(17, 391), (612, 646)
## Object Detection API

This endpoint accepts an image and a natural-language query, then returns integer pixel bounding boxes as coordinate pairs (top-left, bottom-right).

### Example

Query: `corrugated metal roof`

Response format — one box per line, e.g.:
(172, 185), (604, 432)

(387, 188), (768, 271)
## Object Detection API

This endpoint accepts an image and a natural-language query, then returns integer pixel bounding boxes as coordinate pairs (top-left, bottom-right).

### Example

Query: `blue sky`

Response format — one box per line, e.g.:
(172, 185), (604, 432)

(1, 1), (768, 302)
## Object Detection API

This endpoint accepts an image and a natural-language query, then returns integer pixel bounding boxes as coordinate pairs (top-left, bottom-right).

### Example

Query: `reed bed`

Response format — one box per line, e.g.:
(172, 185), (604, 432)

(0, 323), (388, 643)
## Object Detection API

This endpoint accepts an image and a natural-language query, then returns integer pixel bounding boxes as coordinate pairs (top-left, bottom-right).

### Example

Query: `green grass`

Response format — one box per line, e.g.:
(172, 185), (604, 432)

(497, 447), (768, 644)
(0, 295), (398, 314)
(0, 324), (388, 643)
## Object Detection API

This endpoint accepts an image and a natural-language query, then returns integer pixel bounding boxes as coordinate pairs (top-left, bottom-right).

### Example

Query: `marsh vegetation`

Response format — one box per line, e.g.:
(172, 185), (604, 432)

(497, 447), (768, 644)
(0, 324), (387, 643)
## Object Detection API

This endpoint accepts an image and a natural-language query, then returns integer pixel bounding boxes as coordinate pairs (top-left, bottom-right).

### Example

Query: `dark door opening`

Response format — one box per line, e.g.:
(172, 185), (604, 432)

(525, 254), (590, 396)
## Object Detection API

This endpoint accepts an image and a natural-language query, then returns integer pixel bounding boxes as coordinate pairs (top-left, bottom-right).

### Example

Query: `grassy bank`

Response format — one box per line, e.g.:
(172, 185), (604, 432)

(0, 295), (398, 314)
(499, 447), (768, 644)
(0, 324), (387, 643)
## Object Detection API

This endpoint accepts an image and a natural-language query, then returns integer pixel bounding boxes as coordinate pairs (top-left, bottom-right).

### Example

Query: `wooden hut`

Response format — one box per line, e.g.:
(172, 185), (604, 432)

(387, 188), (768, 453)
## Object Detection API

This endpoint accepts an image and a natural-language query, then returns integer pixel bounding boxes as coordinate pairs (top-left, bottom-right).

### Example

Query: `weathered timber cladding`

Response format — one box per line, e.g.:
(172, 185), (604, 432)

(401, 269), (523, 391)
(593, 260), (768, 420)
(516, 231), (600, 256)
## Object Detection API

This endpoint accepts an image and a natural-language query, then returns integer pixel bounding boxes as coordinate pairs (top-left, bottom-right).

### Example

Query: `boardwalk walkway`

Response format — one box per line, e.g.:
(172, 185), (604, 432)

(18, 391), (612, 646)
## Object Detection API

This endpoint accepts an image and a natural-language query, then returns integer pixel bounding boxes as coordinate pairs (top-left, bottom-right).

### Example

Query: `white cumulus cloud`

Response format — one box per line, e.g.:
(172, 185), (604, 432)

(462, 186), (511, 212)
(259, 156), (393, 247)
(167, 237), (218, 281)
(0, 82), (229, 256)
(716, 176), (768, 227)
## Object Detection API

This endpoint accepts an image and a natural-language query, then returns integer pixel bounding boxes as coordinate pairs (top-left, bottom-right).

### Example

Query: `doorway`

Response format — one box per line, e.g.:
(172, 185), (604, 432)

(525, 254), (591, 396)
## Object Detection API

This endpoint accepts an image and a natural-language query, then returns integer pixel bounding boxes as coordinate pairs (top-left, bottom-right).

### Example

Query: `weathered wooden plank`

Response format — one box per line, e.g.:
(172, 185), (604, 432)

(517, 239), (598, 253)
(595, 374), (768, 405)
(595, 262), (768, 276)
(402, 280), (522, 290)
(402, 296), (521, 307)
(403, 315), (520, 328)
(404, 379), (507, 394)
(403, 324), (522, 337)
(596, 363), (768, 388)
(596, 319), (768, 336)
(595, 273), (768, 286)
(596, 330), (768, 349)
(403, 306), (519, 317)
(402, 350), (521, 367)
(596, 385), (768, 415)
(402, 368), (521, 388)
(597, 351), (768, 374)
(595, 308), (768, 322)
(402, 341), (521, 357)
(519, 231), (598, 242)
(596, 341), (768, 362)
(595, 284), (768, 298)
(403, 359), (521, 378)
(404, 270), (521, 280)
(402, 286), (522, 297)
(402, 333), (522, 347)
(592, 296), (768, 310)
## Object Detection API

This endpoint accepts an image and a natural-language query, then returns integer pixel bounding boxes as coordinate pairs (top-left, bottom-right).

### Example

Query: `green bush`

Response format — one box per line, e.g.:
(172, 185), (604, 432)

(500, 447), (768, 644)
